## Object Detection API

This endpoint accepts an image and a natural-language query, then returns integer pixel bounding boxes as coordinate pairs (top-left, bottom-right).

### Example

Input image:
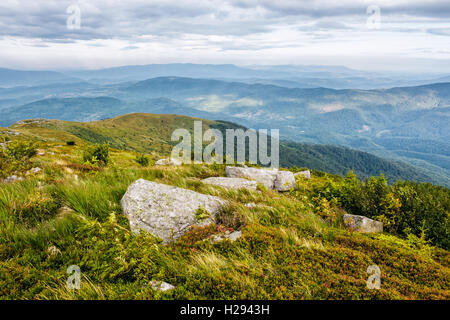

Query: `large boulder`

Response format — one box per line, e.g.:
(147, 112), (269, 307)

(121, 179), (226, 243)
(225, 166), (296, 191)
(343, 214), (383, 233)
(155, 158), (182, 166)
(201, 177), (257, 190)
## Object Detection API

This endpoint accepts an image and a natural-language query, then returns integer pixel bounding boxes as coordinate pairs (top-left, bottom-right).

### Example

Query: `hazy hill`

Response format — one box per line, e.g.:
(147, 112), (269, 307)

(0, 68), (80, 87)
(11, 113), (445, 185)
(64, 63), (450, 89)
(0, 97), (230, 127)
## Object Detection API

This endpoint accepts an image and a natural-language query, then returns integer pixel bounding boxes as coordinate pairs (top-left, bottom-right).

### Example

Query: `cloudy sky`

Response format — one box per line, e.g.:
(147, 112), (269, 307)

(0, 0), (449, 73)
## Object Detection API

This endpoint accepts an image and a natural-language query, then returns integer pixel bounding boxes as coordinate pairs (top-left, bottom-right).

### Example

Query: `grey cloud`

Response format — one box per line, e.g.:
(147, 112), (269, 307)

(0, 0), (448, 43)
(121, 45), (140, 51)
(230, 0), (450, 19)
(427, 28), (450, 36)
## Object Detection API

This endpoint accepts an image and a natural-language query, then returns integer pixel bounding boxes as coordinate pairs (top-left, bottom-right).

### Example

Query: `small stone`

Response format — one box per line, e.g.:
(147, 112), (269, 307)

(211, 230), (242, 242)
(30, 167), (42, 174)
(245, 202), (257, 208)
(227, 230), (242, 241)
(155, 158), (182, 166)
(3, 175), (24, 183)
(150, 280), (175, 292)
(343, 214), (383, 233)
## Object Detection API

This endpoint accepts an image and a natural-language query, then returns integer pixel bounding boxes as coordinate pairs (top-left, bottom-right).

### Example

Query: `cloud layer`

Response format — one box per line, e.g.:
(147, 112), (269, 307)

(0, 0), (449, 71)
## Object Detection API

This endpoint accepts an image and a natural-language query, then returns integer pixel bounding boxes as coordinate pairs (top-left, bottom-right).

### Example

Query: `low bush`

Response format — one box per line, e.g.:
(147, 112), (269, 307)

(82, 144), (109, 166)
(0, 140), (37, 178)
(135, 154), (150, 167)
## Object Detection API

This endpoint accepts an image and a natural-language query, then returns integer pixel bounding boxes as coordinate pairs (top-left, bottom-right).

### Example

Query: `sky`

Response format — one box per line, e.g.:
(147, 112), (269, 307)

(0, 0), (449, 73)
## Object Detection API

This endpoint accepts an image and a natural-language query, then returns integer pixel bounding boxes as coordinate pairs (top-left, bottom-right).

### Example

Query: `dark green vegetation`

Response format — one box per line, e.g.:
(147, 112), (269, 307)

(306, 172), (449, 250)
(9, 114), (442, 185)
(135, 154), (150, 167)
(82, 143), (110, 166)
(0, 115), (449, 300)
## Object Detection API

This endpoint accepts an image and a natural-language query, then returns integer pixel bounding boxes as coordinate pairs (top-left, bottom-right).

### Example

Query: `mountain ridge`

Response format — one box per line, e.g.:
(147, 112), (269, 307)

(10, 112), (446, 186)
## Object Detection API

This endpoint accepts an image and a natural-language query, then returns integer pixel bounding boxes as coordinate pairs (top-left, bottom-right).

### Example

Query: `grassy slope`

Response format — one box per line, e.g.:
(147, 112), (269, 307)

(10, 114), (444, 185)
(0, 117), (449, 300)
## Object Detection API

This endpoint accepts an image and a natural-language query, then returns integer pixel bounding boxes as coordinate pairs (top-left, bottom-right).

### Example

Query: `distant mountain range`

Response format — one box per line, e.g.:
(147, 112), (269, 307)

(65, 63), (450, 89)
(0, 65), (449, 186)
(2, 64), (450, 89)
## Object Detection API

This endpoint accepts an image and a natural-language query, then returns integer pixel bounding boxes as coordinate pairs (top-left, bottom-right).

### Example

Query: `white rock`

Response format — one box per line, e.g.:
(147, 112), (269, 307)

(227, 230), (242, 241)
(245, 202), (257, 208)
(225, 166), (297, 191)
(201, 177), (257, 190)
(343, 214), (383, 233)
(120, 179), (226, 243)
(274, 171), (296, 191)
(3, 175), (24, 183)
(225, 166), (278, 189)
(30, 167), (42, 174)
(150, 280), (175, 292)
(211, 230), (242, 242)
(155, 158), (182, 166)
(294, 170), (311, 179)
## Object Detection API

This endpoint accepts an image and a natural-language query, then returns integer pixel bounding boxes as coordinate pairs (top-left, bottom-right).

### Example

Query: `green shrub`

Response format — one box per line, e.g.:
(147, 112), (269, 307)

(2, 140), (37, 161)
(82, 144), (109, 166)
(308, 171), (450, 250)
(135, 154), (149, 167)
(66, 141), (76, 146)
(0, 140), (37, 178)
